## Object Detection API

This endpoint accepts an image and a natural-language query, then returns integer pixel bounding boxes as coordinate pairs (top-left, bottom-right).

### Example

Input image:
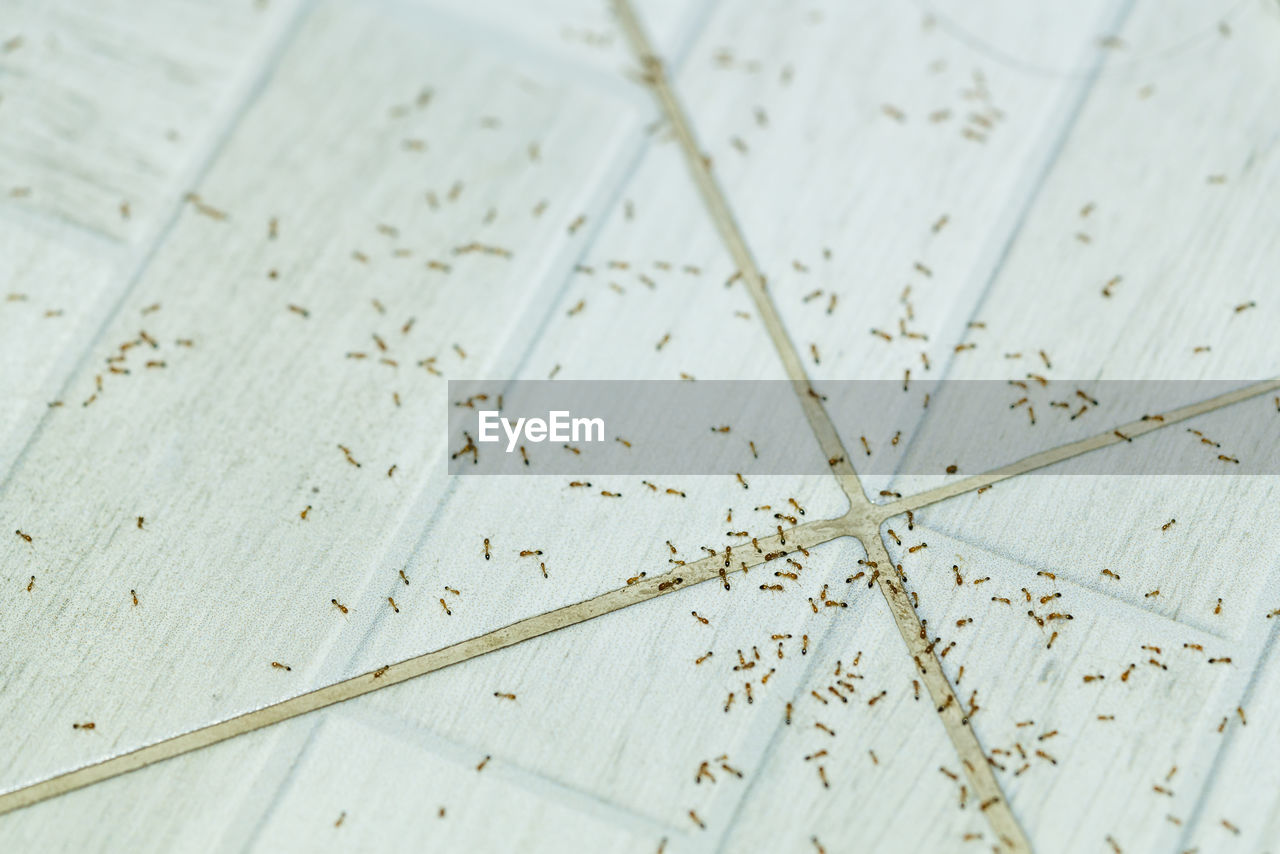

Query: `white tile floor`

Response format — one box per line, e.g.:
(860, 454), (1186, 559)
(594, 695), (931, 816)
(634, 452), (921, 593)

(1, 0), (1278, 851)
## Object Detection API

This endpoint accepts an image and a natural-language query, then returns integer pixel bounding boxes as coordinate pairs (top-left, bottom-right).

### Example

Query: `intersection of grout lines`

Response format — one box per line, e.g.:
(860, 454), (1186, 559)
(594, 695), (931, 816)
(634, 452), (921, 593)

(298, 535), (995, 852)
(712, 539), (990, 854)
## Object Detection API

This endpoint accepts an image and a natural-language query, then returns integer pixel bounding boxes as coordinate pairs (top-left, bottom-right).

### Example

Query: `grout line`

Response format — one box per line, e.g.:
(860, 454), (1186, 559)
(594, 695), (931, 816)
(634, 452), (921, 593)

(860, 530), (1030, 851)
(877, 378), (1280, 519)
(609, 0), (869, 517)
(0, 516), (843, 817)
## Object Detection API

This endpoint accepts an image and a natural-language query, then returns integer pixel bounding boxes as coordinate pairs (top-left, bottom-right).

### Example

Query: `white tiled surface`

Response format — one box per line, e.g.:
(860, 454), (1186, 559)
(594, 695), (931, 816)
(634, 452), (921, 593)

(1, 0), (1277, 851)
